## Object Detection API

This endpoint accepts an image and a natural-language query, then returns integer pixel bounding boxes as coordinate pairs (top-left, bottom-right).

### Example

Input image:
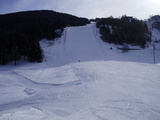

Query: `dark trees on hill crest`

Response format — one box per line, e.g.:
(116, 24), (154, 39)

(0, 10), (90, 65)
(97, 16), (151, 48)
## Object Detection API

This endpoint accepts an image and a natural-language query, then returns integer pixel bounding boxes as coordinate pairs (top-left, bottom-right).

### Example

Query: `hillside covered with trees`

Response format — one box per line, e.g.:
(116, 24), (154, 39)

(0, 10), (90, 65)
(149, 15), (160, 31)
(96, 16), (151, 48)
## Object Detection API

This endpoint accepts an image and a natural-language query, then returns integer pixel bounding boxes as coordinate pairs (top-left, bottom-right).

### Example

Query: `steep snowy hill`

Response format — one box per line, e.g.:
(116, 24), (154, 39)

(0, 23), (160, 120)
(43, 23), (160, 66)
(43, 24), (108, 67)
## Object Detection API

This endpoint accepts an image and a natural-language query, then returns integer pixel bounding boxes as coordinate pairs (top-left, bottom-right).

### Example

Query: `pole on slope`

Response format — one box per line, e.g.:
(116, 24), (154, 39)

(151, 44), (156, 64)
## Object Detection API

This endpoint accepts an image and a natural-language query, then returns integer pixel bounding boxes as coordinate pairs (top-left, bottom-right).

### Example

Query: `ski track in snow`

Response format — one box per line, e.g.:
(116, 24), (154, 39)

(0, 23), (160, 120)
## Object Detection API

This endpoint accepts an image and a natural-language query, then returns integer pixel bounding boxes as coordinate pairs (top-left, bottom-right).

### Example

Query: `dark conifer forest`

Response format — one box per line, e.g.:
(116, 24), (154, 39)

(149, 15), (160, 31)
(96, 16), (151, 48)
(0, 10), (90, 65)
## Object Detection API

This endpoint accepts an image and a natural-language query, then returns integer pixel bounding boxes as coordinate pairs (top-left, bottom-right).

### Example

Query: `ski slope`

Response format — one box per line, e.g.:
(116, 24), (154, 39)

(43, 24), (108, 67)
(0, 23), (160, 120)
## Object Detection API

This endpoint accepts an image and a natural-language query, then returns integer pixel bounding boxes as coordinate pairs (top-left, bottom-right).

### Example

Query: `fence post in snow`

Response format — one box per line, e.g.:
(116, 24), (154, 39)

(151, 44), (156, 63)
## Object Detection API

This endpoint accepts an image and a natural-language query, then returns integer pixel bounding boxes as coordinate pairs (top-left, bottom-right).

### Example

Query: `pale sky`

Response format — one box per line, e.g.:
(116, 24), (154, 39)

(0, 0), (159, 19)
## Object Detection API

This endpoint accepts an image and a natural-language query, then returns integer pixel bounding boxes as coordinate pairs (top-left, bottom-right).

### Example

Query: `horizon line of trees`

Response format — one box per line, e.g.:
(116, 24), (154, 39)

(148, 15), (160, 31)
(0, 10), (90, 65)
(96, 15), (151, 48)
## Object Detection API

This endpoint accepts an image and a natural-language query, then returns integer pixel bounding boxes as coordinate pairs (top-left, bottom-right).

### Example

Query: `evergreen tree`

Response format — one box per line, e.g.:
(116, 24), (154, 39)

(97, 16), (151, 48)
(0, 10), (90, 65)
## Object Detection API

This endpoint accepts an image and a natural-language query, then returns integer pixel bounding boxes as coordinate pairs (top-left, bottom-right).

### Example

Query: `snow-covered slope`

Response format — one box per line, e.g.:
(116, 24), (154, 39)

(42, 24), (107, 67)
(43, 23), (160, 65)
(0, 23), (160, 120)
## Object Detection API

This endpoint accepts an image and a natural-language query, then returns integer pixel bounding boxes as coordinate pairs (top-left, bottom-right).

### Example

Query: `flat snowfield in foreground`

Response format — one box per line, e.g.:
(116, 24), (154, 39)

(0, 24), (160, 120)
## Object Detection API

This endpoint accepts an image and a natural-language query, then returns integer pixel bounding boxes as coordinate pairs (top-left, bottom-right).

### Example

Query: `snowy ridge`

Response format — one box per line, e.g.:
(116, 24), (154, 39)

(0, 23), (160, 120)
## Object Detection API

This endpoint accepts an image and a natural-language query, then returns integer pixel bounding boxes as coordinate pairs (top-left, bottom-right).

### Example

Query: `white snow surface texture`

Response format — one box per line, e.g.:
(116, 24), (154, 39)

(0, 24), (160, 120)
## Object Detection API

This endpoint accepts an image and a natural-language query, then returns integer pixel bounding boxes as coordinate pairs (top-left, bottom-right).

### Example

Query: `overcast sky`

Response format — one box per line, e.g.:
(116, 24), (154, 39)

(0, 0), (159, 19)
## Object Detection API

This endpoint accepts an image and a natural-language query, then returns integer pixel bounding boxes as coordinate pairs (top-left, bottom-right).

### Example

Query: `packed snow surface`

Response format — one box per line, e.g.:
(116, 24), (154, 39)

(0, 24), (160, 120)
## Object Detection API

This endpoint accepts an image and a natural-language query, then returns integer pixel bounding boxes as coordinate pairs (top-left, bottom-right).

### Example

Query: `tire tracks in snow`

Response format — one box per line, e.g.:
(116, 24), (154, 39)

(11, 70), (81, 89)
(0, 67), (83, 113)
(70, 64), (101, 117)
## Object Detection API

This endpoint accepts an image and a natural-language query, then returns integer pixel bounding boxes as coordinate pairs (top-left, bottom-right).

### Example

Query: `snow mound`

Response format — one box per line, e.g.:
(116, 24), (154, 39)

(1, 61), (160, 120)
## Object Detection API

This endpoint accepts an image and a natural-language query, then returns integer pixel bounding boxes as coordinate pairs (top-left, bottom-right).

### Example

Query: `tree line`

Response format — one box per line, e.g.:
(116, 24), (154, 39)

(96, 15), (151, 48)
(148, 15), (160, 32)
(0, 10), (90, 65)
